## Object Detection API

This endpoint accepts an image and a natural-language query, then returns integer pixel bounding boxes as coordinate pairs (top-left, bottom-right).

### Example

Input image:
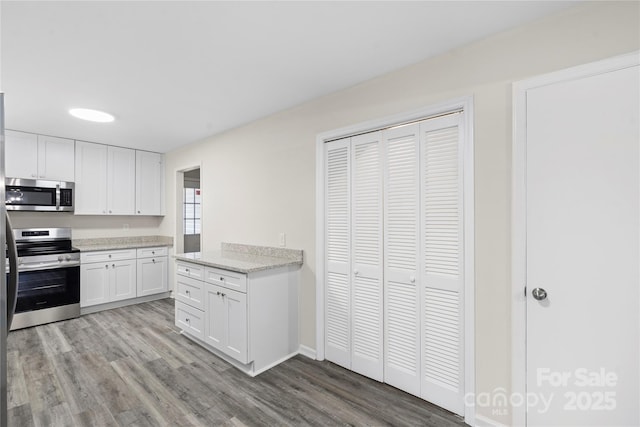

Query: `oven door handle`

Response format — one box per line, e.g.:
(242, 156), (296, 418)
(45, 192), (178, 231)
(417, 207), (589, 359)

(17, 261), (80, 272)
(6, 214), (19, 330)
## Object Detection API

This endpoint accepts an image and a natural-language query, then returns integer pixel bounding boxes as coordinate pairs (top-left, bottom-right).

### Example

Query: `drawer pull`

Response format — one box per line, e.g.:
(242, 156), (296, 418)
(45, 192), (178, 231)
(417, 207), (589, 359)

(220, 277), (225, 281)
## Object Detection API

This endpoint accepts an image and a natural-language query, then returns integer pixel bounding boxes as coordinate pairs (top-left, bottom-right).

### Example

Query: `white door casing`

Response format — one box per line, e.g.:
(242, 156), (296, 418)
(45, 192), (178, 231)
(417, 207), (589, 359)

(513, 52), (640, 426)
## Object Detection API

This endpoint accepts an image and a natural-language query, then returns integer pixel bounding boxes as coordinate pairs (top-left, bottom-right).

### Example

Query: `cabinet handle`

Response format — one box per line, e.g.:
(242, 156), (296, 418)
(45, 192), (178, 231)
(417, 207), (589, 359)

(152, 251), (155, 255)
(216, 291), (220, 296)
(109, 210), (112, 214)
(186, 290), (190, 295)
(409, 276), (416, 283)
(31, 174), (36, 178)
(219, 277), (225, 281)
(105, 264), (108, 269)
(221, 293), (226, 298)
(185, 318), (190, 323)
(138, 210), (141, 214)
(152, 259), (156, 263)
(108, 254), (112, 258)
(112, 264), (115, 268)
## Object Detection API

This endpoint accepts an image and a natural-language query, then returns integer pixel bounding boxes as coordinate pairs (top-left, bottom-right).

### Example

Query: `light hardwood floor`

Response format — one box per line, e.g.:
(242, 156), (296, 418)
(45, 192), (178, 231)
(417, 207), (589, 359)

(7, 298), (465, 426)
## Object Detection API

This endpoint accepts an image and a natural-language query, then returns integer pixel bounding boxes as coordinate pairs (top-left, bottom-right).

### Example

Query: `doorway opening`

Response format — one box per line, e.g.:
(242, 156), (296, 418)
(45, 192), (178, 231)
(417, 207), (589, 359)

(177, 167), (201, 254)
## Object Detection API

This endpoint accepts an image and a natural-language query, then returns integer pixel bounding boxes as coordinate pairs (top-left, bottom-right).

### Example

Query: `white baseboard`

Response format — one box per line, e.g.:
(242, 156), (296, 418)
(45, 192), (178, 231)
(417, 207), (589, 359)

(298, 344), (317, 360)
(474, 414), (508, 427)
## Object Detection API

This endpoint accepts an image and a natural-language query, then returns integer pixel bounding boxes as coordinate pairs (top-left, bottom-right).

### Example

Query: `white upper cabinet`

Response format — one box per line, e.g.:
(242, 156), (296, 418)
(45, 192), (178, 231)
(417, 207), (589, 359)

(75, 141), (163, 216)
(5, 130), (75, 182)
(38, 135), (76, 182)
(5, 130), (38, 179)
(135, 150), (164, 215)
(75, 141), (108, 214)
(107, 146), (136, 215)
(75, 141), (136, 215)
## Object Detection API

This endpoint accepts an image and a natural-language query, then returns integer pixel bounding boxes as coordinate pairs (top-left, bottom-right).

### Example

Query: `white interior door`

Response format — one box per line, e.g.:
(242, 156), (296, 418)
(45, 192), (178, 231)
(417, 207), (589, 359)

(351, 131), (384, 381)
(420, 114), (465, 415)
(325, 137), (351, 368)
(526, 64), (639, 426)
(383, 123), (421, 395)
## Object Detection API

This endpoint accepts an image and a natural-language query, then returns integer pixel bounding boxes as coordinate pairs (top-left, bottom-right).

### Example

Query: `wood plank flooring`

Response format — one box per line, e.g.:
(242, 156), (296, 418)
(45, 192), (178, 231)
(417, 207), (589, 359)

(7, 298), (465, 426)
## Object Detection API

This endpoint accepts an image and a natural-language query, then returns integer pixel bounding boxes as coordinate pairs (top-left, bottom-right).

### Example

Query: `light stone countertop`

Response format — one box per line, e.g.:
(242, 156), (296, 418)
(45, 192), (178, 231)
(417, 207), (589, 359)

(174, 243), (303, 274)
(74, 235), (173, 252)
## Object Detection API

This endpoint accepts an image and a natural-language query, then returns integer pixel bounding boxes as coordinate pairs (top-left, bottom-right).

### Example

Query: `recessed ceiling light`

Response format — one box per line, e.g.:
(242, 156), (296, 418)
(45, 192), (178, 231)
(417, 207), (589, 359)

(69, 108), (115, 123)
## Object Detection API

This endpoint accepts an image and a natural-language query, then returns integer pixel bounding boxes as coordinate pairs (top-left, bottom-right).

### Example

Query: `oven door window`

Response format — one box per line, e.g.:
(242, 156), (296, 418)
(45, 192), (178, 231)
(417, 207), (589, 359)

(12, 267), (80, 312)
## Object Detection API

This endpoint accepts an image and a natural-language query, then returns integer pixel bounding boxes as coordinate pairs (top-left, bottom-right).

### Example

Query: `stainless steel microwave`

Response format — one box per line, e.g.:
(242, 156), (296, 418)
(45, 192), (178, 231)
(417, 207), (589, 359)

(5, 178), (74, 212)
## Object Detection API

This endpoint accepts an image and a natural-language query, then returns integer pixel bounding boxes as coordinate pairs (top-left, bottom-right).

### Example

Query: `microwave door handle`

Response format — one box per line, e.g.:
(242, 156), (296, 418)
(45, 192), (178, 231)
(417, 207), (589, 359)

(56, 183), (60, 211)
(6, 214), (18, 330)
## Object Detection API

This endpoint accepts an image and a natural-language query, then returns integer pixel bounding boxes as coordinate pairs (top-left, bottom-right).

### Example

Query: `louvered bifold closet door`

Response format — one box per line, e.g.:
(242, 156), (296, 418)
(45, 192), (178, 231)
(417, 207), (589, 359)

(350, 132), (384, 381)
(419, 113), (464, 415)
(325, 137), (351, 368)
(383, 123), (421, 395)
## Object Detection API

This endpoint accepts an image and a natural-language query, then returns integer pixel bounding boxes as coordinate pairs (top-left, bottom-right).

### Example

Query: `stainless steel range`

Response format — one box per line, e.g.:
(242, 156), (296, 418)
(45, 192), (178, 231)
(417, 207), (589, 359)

(7, 227), (80, 330)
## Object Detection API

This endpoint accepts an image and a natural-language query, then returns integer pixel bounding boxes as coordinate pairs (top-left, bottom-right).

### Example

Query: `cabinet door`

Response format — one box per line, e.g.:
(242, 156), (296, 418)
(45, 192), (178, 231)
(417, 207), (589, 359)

(38, 135), (75, 181)
(75, 141), (108, 214)
(204, 284), (226, 350)
(110, 260), (137, 301)
(136, 256), (168, 296)
(135, 151), (164, 215)
(80, 263), (110, 307)
(223, 288), (248, 363)
(5, 130), (38, 179)
(107, 146), (136, 215)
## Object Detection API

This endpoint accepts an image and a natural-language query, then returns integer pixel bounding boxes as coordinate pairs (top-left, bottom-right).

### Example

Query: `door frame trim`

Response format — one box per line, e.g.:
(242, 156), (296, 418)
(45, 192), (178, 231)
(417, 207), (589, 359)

(511, 50), (639, 427)
(315, 96), (475, 424)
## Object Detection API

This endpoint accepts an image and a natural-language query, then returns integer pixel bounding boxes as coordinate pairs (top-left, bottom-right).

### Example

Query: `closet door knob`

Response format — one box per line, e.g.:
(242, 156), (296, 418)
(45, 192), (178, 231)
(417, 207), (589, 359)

(409, 276), (416, 283)
(353, 269), (359, 276)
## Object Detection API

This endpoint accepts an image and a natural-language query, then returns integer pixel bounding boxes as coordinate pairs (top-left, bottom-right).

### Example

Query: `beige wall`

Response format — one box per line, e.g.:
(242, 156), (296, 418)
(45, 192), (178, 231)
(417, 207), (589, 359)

(160, 2), (639, 424)
(8, 211), (162, 240)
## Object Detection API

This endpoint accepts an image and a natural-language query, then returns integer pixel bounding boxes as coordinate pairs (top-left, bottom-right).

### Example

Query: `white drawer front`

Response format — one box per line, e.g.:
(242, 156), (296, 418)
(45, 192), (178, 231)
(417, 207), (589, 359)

(175, 275), (204, 310)
(175, 301), (204, 340)
(204, 267), (247, 293)
(81, 249), (137, 264)
(136, 246), (168, 258)
(176, 261), (204, 280)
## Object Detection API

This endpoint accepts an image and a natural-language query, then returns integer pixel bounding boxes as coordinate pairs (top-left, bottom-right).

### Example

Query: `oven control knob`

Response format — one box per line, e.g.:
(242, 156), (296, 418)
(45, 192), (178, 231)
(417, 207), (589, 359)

(65, 255), (71, 261)
(18, 258), (23, 265)
(58, 255), (64, 262)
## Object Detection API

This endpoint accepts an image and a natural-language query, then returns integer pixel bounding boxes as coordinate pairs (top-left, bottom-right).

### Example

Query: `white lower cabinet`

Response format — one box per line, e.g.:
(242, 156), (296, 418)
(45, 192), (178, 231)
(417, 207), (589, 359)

(81, 250), (137, 307)
(175, 301), (204, 340)
(204, 283), (248, 363)
(81, 246), (169, 308)
(175, 260), (298, 376)
(136, 247), (168, 297)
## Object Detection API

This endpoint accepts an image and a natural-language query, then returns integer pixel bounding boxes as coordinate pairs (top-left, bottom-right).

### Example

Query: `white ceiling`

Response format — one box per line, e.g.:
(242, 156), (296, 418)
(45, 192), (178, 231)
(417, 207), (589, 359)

(1, 1), (576, 153)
